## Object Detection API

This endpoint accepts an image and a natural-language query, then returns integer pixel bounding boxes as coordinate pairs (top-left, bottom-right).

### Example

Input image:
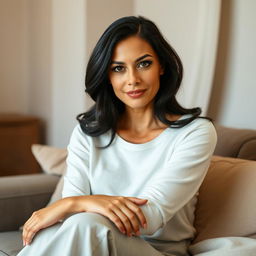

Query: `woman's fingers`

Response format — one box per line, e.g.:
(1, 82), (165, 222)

(127, 197), (148, 205)
(22, 208), (56, 246)
(121, 206), (141, 235)
(81, 195), (147, 236)
(111, 206), (136, 236)
(104, 209), (126, 235)
(111, 197), (147, 234)
(111, 197), (147, 236)
(23, 219), (39, 246)
(22, 212), (42, 245)
(125, 199), (147, 228)
(24, 228), (36, 245)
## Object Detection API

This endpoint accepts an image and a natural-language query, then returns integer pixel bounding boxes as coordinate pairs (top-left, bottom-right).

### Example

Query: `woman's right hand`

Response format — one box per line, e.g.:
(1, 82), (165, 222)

(74, 195), (148, 237)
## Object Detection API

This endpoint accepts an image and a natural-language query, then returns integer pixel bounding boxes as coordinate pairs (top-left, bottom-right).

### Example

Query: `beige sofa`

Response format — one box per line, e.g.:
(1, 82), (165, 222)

(0, 124), (256, 256)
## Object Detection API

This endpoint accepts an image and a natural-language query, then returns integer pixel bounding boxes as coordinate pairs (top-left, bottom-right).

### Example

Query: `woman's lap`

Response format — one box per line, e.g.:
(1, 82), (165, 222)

(17, 212), (164, 256)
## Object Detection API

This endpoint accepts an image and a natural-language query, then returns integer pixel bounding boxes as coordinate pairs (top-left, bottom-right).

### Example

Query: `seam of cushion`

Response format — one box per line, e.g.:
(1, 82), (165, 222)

(0, 250), (10, 256)
(0, 191), (53, 200)
(211, 159), (247, 165)
(238, 138), (256, 156)
(236, 137), (256, 158)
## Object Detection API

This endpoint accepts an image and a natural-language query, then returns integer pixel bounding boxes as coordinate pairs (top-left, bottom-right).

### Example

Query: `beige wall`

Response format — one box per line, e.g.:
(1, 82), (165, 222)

(50, 0), (87, 147)
(85, 0), (134, 110)
(0, 0), (29, 113)
(208, 0), (256, 130)
(0, 0), (133, 147)
(134, 0), (221, 114)
(86, 0), (133, 58)
(1, 0), (254, 147)
(26, 0), (52, 143)
(0, 0), (87, 147)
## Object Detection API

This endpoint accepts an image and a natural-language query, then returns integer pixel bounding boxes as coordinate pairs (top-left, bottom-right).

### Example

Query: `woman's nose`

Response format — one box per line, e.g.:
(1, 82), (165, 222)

(127, 69), (140, 86)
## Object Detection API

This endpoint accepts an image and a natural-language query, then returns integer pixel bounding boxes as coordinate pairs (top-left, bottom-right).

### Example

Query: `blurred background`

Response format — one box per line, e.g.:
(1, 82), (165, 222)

(0, 0), (255, 148)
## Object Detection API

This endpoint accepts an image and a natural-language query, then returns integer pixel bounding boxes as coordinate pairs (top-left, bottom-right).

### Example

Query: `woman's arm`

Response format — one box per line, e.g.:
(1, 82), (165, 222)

(62, 125), (148, 232)
(22, 194), (147, 246)
(137, 121), (217, 236)
(72, 195), (147, 235)
(22, 197), (74, 246)
(23, 124), (148, 246)
(23, 125), (148, 246)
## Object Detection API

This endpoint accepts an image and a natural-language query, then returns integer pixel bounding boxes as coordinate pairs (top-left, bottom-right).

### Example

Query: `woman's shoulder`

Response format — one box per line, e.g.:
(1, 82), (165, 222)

(70, 124), (112, 148)
(68, 124), (94, 147)
(189, 116), (216, 132)
(173, 116), (217, 147)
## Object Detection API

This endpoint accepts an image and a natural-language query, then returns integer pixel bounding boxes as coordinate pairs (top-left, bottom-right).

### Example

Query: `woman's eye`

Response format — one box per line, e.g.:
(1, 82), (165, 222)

(137, 60), (152, 69)
(111, 66), (124, 72)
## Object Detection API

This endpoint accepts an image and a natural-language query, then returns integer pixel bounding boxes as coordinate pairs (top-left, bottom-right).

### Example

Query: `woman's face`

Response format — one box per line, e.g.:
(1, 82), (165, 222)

(108, 36), (163, 111)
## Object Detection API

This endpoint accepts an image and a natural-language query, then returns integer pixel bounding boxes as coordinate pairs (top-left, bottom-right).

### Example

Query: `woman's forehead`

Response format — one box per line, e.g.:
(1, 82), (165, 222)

(111, 36), (157, 62)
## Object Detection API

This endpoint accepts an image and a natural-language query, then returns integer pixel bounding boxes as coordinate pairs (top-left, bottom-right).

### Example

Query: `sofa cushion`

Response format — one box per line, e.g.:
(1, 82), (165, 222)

(189, 236), (256, 256)
(47, 176), (64, 205)
(0, 231), (22, 256)
(193, 155), (256, 244)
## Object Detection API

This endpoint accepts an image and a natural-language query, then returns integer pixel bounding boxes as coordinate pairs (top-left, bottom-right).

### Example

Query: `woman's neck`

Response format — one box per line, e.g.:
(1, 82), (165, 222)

(118, 106), (182, 134)
(118, 106), (166, 135)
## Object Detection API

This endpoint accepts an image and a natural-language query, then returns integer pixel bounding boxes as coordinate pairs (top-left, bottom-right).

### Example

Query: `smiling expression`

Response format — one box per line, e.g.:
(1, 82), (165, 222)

(108, 36), (164, 112)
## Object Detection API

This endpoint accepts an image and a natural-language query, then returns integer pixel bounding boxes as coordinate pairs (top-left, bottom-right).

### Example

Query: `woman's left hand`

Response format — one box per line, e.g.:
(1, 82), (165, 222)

(22, 198), (73, 246)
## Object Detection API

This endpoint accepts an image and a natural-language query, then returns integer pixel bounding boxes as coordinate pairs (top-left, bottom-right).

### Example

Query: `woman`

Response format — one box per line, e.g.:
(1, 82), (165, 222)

(18, 16), (217, 256)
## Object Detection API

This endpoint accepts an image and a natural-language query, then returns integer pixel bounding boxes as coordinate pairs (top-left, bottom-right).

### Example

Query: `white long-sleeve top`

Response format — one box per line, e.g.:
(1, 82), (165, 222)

(62, 114), (217, 246)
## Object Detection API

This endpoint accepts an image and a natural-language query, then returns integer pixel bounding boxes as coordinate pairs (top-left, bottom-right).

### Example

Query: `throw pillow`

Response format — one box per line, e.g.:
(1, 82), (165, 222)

(192, 155), (256, 244)
(32, 144), (67, 176)
(31, 144), (67, 204)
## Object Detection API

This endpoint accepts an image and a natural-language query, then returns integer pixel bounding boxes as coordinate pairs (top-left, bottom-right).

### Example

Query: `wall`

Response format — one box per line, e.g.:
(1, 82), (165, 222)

(50, 0), (87, 147)
(85, 0), (134, 110)
(4, 0), (253, 148)
(86, 0), (133, 58)
(0, 0), (87, 147)
(134, 0), (221, 114)
(0, 0), (29, 113)
(208, 0), (256, 129)
(26, 0), (53, 143)
(0, 0), (134, 147)
(27, 0), (87, 147)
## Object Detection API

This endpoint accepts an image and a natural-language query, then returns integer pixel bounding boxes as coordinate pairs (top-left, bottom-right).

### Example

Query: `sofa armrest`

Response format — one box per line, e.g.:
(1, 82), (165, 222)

(0, 174), (60, 232)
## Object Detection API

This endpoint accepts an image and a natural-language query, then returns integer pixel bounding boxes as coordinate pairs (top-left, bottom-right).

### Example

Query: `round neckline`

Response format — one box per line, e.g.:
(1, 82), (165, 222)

(114, 114), (190, 150)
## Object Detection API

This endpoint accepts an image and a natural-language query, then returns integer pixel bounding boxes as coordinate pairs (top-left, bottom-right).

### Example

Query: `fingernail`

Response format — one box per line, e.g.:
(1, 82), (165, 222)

(136, 231), (141, 236)
(143, 223), (147, 229)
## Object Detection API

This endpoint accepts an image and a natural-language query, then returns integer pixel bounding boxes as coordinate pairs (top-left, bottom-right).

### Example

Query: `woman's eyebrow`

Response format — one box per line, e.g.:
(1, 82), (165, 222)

(110, 54), (153, 65)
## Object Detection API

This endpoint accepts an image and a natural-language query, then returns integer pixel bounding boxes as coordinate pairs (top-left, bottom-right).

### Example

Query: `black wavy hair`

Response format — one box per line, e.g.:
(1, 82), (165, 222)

(77, 16), (213, 147)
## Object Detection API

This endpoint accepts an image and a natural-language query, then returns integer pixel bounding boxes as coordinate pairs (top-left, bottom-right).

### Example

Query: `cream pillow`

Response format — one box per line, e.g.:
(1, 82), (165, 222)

(32, 144), (67, 204)
(193, 155), (256, 244)
(32, 144), (67, 176)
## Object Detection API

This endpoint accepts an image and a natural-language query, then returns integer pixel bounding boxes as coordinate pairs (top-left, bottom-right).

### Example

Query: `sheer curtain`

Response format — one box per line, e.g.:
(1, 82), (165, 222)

(135, 0), (221, 115)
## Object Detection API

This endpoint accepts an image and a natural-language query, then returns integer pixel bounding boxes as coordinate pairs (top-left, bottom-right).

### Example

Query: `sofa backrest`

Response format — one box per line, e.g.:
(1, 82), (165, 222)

(214, 124), (256, 161)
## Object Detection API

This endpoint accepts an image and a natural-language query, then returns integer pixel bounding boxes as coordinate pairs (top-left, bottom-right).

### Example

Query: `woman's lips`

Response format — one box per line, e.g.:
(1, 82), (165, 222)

(126, 89), (146, 99)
